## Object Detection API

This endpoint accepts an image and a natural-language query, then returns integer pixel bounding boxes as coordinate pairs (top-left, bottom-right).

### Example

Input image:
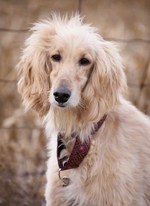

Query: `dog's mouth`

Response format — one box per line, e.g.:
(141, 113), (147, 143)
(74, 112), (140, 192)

(57, 102), (67, 108)
(53, 99), (76, 109)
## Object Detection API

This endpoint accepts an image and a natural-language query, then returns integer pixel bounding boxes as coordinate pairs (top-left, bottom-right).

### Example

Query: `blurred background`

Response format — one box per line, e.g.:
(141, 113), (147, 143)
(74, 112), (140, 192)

(0, 0), (149, 205)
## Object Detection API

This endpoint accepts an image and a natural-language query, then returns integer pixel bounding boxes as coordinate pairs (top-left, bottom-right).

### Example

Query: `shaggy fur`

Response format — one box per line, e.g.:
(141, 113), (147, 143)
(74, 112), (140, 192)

(17, 14), (150, 206)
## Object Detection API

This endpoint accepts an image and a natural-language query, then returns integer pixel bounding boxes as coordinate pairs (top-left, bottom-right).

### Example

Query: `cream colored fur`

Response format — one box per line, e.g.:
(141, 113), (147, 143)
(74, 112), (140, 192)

(17, 14), (150, 206)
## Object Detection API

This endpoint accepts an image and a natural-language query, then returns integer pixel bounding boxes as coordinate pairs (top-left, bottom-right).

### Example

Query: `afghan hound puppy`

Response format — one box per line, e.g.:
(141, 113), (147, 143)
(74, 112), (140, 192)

(17, 14), (150, 206)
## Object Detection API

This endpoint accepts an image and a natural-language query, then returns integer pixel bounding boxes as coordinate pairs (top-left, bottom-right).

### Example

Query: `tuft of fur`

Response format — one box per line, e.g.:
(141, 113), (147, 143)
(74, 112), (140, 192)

(17, 14), (150, 206)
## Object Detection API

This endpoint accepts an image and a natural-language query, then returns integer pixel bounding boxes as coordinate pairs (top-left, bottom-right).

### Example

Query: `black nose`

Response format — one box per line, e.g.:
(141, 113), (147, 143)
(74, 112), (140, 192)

(53, 86), (71, 104)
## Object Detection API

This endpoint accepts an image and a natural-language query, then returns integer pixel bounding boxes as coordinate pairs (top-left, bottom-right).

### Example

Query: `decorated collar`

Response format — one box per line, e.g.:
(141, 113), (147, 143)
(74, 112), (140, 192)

(57, 114), (107, 172)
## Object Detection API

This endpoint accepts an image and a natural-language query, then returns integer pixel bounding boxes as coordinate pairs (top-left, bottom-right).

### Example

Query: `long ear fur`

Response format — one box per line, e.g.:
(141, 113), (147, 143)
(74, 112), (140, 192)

(86, 41), (127, 118)
(17, 21), (55, 116)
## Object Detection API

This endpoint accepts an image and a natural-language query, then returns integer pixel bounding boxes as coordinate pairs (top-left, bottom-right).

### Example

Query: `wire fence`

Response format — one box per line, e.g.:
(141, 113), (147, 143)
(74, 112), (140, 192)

(1, 27), (150, 43)
(0, 27), (150, 87)
(0, 32), (149, 88)
(0, 29), (150, 112)
(0, 3), (149, 205)
(0, 0), (150, 134)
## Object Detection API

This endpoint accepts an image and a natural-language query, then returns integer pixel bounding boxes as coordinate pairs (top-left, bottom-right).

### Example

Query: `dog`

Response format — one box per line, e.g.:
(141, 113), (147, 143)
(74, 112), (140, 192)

(17, 14), (150, 206)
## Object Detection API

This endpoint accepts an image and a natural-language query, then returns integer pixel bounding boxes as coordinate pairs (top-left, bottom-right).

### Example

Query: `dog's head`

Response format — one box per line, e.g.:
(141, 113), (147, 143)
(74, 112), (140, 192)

(17, 14), (127, 117)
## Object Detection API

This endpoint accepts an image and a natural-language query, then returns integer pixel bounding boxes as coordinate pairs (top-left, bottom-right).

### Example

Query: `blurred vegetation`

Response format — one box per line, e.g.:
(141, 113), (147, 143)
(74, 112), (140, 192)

(0, 0), (149, 205)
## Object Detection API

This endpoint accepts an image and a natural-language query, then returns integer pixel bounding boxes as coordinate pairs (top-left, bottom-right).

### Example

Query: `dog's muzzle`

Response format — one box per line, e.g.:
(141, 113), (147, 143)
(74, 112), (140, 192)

(53, 86), (71, 106)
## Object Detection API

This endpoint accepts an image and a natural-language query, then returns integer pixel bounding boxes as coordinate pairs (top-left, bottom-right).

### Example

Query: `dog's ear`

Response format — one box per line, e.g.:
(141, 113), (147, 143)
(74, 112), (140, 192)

(90, 41), (127, 111)
(17, 22), (55, 116)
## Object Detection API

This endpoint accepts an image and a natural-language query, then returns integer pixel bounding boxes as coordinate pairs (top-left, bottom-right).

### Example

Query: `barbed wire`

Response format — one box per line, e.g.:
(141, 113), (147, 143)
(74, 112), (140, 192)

(0, 28), (28, 32)
(105, 38), (150, 44)
(0, 78), (149, 88)
(0, 27), (150, 44)
(19, 170), (46, 178)
(0, 79), (17, 83)
(78, 0), (82, 14)
(0, 0), (150, 132)
(0, 126), (43, 130)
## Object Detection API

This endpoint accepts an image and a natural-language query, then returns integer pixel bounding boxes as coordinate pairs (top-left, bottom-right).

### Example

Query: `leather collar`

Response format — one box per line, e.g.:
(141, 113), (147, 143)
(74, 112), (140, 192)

(57, 114), (107, 171)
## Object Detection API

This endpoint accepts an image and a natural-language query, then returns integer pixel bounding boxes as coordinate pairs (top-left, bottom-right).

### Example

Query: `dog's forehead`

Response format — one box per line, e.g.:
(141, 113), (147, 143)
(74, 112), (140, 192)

(50, 29), (98, 57)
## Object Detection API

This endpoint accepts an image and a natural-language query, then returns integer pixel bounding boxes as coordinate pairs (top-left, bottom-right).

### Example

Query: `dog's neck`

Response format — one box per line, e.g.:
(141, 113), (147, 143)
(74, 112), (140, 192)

(49, 100), (106, 141)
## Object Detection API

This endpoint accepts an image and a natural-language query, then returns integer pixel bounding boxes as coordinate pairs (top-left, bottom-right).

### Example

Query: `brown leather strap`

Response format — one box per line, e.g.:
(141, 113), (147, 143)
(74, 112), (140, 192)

(57, 114), (107, 171)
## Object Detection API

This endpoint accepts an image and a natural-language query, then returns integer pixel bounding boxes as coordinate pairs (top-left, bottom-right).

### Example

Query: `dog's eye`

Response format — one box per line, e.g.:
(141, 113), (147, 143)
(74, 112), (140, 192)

(79, 58), (91, 66)
(51, 54), (61, 62)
